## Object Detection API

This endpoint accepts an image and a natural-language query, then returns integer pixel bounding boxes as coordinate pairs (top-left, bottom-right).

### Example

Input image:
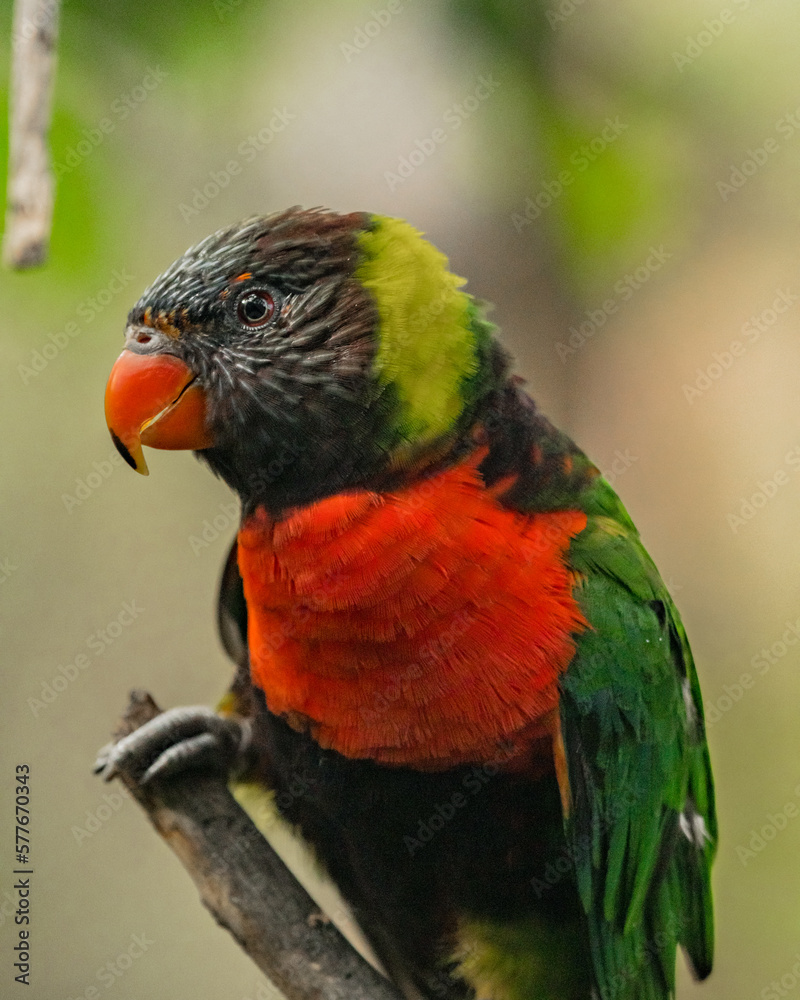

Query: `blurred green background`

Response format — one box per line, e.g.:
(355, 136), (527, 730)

(1, 0), (799, 997)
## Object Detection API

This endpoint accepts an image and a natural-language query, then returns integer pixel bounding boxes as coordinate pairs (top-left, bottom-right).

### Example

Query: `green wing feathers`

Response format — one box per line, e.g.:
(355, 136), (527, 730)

(562, 477), (716, 999)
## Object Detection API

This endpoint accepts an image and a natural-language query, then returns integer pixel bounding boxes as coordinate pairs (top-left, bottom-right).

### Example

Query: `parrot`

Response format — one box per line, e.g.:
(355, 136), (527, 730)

(97, 207), (716, 1000)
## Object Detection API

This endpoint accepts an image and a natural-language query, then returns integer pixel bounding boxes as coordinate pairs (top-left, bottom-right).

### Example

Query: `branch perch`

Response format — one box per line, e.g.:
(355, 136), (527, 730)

(107, 690), (404, 1000)
(3, 0), (61, 268)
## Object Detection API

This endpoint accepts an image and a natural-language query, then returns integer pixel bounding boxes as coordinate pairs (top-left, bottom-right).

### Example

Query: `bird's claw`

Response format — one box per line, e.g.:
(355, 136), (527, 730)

(93, 705), (252, 786)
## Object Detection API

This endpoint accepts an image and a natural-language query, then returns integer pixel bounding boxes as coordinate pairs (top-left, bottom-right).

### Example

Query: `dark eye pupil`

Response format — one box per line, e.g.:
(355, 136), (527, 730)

(243, 296), (267, 321)
(238, 291), (274, 326)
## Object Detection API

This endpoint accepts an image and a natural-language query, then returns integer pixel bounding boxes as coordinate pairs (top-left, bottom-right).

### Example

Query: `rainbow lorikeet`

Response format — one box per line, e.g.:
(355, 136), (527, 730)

(98, 208), (716, 1000)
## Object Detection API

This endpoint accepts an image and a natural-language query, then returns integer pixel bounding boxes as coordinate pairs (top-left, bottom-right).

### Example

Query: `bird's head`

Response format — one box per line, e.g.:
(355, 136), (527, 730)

(104, 207), (502, 512)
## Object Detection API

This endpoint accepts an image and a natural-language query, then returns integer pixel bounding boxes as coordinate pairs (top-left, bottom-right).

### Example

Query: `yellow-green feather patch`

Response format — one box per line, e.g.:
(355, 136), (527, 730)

(356, 216), (479, 446)
(452, 916), (590, 1000)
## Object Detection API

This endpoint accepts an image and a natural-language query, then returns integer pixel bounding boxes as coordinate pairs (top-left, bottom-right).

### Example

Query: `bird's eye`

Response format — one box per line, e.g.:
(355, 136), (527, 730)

(237, 290), (275, 328)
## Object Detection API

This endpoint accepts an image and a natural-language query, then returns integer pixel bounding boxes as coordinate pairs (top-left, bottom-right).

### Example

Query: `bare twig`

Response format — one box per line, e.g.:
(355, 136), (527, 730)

(3, 0), (60, 268)
(106, 690), (404, 1000)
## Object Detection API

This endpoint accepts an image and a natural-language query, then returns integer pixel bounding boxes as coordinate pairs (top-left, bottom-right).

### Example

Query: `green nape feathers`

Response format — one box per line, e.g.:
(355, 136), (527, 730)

(357, 216), (493, 450)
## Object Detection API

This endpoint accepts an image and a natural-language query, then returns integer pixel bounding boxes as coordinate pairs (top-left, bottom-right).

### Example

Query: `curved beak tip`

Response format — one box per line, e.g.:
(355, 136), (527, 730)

(110, 429), (149, 476)
(104, 349), (212, 476)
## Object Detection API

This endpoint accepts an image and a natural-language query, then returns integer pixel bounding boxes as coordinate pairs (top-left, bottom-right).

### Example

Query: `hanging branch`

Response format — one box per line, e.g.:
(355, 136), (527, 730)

(3, 0), (61, 268)
(104, 690), (404, 1000)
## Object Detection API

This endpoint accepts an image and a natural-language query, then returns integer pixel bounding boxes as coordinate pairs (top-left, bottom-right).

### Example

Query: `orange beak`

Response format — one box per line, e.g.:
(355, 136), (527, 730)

(104, 350), (213, 475)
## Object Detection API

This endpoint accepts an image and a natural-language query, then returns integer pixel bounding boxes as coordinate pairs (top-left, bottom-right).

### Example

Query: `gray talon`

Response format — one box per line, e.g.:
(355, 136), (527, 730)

(93, 705), (251, 786)
(141, 732), (221, 784)
(92, 740), (116, 774)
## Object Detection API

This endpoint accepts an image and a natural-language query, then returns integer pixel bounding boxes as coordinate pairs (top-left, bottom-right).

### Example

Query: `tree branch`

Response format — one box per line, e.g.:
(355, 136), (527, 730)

(106, 690), (404, 1000)
(3, 0), (60, 269)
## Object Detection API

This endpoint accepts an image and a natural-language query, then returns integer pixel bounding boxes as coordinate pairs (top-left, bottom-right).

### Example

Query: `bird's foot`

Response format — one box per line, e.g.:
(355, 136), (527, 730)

(93, 705), (253, 786)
